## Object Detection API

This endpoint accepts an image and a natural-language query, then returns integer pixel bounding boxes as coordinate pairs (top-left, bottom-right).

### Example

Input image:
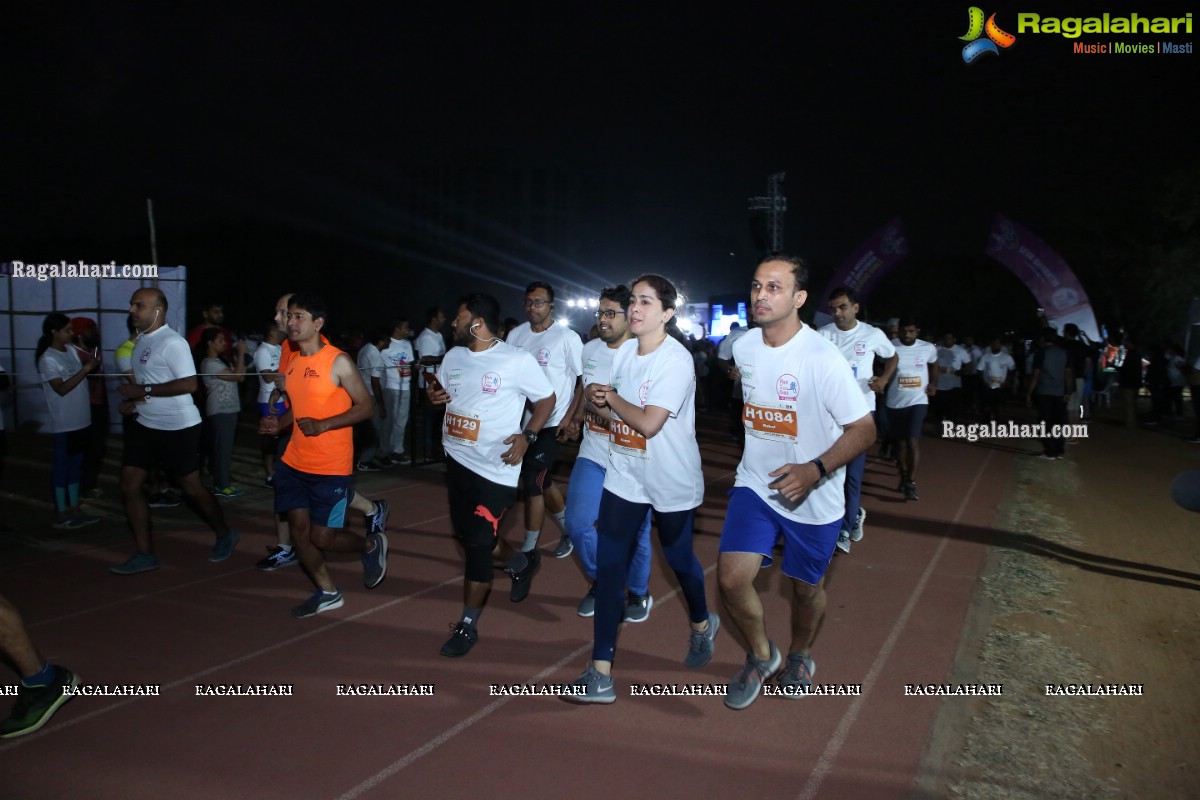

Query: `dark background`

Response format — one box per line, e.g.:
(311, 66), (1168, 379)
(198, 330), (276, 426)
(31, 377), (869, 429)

(4, 2), (1197, 342)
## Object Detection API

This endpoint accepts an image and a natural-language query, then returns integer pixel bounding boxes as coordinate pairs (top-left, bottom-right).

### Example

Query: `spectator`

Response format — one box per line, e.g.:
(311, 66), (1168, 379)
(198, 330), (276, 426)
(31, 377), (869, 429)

(197, 327), (247, 497)
(1026, 327), (1073, 459)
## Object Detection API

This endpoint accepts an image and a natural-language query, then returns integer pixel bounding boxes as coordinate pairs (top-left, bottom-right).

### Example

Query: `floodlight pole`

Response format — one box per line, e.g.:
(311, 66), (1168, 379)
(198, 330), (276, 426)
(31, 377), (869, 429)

(748, 172), (787, 252)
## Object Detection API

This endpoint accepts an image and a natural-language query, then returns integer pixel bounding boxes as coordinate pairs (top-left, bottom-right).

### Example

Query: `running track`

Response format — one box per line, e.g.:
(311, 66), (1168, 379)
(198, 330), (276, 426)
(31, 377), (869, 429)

(0, 423), (1012, 799)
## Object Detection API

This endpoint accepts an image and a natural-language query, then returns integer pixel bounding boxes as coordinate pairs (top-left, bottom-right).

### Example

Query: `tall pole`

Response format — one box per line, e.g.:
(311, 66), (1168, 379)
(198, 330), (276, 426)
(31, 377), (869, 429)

(146, 198), (159, 282)
(748, 172), (787, 252)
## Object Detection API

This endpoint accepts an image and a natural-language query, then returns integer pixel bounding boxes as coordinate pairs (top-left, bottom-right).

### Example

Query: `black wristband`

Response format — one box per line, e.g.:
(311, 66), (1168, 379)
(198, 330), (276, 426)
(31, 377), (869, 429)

(810, 458), (828, 481)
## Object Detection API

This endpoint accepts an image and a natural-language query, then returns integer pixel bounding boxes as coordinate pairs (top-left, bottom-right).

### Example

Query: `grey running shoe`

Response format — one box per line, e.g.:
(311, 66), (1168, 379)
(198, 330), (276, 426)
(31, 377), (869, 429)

(553, 536), (574, 559)
(292, 589), (344, 619)
(623, 593), (653, 623)
(0, 666), (80, 738)
(835, 531), (851, 555)
(776, 652), (816, 697)
(850, 507), (866, 542)
(577, 583), (597, 617)
(209, 529), (240, 563)
(725, 642), (782, 710)
(684, 613), (720, 669)
(562, 664), (615, 705)
(363, 531), (388, 588)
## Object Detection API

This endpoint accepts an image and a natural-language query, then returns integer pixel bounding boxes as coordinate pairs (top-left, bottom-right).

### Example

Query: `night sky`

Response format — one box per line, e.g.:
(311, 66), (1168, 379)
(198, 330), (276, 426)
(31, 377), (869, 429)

(5, 2), (1196, 338)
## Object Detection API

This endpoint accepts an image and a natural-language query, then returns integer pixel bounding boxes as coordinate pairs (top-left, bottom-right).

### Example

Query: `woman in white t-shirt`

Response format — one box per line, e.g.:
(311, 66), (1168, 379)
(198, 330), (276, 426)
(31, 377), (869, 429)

(196, 328), (247, 497)
(566, 275), (716, 704)
(36, 313), (100, 529)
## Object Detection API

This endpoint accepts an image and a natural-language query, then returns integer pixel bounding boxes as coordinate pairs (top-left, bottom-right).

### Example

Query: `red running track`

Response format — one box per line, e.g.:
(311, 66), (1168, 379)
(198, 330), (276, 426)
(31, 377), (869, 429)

(0, 427), (1012, 800)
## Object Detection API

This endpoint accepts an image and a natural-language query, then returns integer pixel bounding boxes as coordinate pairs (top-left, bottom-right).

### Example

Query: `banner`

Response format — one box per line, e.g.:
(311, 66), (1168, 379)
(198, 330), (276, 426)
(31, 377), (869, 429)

(813, 218), (909, 327)
(985, 214), (1100, 342)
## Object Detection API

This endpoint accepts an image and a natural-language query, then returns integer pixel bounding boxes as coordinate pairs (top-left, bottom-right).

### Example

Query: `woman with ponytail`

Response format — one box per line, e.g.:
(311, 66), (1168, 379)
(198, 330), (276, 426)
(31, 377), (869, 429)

(565, 274), (716, 703)
(36, 313), (101, 529)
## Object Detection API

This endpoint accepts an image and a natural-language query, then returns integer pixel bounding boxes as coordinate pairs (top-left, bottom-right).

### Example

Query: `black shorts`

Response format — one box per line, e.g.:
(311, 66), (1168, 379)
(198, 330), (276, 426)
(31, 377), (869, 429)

(122, 420), (202, 478)
(446, 454), (518, 549)
(887, 404), (928, 439)
(519, 426), (560, 497)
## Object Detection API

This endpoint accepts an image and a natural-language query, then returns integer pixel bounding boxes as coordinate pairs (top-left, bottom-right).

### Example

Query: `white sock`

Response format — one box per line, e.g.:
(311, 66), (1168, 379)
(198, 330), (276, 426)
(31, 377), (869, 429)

(522, 529), (540, 552)
(549, 510), (566, 532)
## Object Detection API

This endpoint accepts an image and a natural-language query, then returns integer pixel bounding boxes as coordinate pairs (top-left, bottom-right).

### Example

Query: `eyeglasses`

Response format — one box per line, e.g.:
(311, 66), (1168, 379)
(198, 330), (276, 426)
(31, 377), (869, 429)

(523, 299), (550, 308)
(594, 309), (626, 320)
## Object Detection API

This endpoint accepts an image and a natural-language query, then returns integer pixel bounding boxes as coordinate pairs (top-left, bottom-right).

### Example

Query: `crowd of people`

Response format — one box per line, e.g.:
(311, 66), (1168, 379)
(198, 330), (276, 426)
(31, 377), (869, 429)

(3, 257), (1199, 736)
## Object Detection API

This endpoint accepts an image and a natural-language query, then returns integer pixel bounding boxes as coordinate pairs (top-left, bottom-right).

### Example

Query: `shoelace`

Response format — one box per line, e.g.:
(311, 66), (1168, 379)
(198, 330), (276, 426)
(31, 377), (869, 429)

(732, 657), (766, 689)
(780, 658), (811, 684)
(688, 628), (709, 654)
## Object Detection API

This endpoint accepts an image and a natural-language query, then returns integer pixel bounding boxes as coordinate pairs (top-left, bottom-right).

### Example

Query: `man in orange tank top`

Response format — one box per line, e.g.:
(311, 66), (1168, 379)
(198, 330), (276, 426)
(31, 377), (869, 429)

(260, 293), (388, 618)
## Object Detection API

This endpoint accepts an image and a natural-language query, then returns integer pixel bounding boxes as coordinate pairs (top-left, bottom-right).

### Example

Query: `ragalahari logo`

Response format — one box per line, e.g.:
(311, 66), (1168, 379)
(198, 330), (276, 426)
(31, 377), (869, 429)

(960, 7), (1017, 62)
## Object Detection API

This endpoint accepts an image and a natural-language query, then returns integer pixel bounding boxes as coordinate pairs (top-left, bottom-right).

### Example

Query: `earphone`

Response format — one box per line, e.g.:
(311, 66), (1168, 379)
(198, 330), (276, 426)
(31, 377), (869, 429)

(471, 323), (480, 330)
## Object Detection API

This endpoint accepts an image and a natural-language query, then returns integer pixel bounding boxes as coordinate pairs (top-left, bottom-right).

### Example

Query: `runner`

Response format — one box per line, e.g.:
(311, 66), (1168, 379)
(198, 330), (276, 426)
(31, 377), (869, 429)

(259, 293), (387, 617)
(719, 255), (874, 710)
(564, 286), (654, 622)
(565, 275), (715, 704)
(886, 318), (938, 501)
(428, 293), (555, 657)
(111, 288), (240, 574)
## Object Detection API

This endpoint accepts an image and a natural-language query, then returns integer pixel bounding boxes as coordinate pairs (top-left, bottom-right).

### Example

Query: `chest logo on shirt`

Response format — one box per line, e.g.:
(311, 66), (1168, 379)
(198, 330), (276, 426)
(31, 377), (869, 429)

(139, 348), (151, 364)
(536, 347), (551, 367)
(303, 367), (321, 379)
(914, 359), (925, 369)
(777, 374), (799, 401)
(638, 380), (650, 406)
(481, 372), (501, 394)
(854, 341), (867, 356)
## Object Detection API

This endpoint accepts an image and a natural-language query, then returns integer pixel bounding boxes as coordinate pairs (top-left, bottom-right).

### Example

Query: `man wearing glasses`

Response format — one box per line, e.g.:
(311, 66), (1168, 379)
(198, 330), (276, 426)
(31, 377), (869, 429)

(505, 282), (584, 576)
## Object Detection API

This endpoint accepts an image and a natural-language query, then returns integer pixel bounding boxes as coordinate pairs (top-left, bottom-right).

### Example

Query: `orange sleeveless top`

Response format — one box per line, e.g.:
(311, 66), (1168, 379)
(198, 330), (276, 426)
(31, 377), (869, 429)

(282, 342), (353, 475)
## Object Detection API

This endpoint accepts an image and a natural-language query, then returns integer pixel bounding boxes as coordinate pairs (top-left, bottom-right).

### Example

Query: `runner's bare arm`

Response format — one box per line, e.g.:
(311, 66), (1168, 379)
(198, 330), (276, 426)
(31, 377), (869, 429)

(296, 353), (373, 436)
(501, 392), (556, 464)
(557, 375), (585, 441)
(603, 389), (671, 438)
(768, 413), (876, 502)
(925, 362), (938, 397)
(870, 354), (899, 392)
(584, 383), (614, 421)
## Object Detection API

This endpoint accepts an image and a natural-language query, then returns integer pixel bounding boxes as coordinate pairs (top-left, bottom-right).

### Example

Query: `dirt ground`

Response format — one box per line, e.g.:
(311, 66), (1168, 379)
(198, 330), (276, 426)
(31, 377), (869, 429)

(918, 404), (1200, 799)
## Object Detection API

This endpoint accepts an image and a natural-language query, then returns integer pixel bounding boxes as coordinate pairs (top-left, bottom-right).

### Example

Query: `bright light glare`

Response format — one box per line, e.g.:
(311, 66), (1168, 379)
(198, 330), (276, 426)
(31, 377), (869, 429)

(557, 318), (569, 327)
(567, 299), (577, 308)
(677, 318), (694, 334)
(589, 298), (599, 308)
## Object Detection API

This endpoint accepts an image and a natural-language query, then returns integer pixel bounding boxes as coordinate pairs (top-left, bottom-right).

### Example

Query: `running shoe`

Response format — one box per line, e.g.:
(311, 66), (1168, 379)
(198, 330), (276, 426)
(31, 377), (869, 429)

(850, 507), (867, 542)
(355, 461), (380, 472)
(367, 500), (389, 536)
(684, 613), (720, 669)
(52, 517), (87, 530)
(577, 583), (597, 617)
(725, 642), (782, 710)
(836, 531), (851, 555)
(70, 513), (101, 527)
(0, 666), (80, 738)
(292, 589), (343, 618)
(209, 529), (240, 563)
(109, 552), (160, 575)
(623, 593), (653, 623)
(562, 664), (615, 705)
(148, 491), (182, 508)
(553, 536), (574, 559)
(256, 545), (298, 571)
(211, 486), (245, 498)
(363, 531), (388, 588)
(507, 549), (541, 603)
(776, 652), (816, 697)
(439, 621), (478, 658)
(904, 481), (919, 501)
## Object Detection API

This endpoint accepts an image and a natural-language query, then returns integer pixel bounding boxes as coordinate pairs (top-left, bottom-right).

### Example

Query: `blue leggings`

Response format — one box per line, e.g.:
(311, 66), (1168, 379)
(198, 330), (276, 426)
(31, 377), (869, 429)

(593, 490), (708, 664)
(565, 457), (652, 594)
(51, 430), (86, 512)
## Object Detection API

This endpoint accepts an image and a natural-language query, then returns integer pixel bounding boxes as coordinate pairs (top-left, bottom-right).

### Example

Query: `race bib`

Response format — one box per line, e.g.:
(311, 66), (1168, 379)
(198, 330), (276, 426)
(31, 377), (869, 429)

(444, 408), (481, 446)
(988, 377), (1003, 388)
(898, 375), (923, 389)
(585, 409), (610, 435)
(610, 414), (648, 459)
(742, 399), (798, 442)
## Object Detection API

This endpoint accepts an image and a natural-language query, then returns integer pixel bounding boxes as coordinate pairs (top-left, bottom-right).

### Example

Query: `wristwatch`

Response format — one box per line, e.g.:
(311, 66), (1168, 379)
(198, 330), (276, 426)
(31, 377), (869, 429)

(810, 458), (828, 481)
(522, 428), (538, 445)
(144, 384), (152, 399)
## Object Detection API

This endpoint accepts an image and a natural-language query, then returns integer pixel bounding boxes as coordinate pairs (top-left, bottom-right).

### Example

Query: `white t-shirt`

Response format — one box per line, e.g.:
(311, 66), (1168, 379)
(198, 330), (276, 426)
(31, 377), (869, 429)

(437, 342), (554, 487)
(732, 326), (868, 525)
(201, 358), (241, 415)
(130, 326), (202, 431)
(602, 337), (703, 512)
(887, 340), (938, 409)
(355, 343), (386, 397)
(961, 345), (983, 376)
(936, 344), (970, 390)
(977, 351), (1016, 388)
(253, 342), (282, 404)
(717, 326), (749, 360)
(818, 320), (896, 411)
(38, 348), (91, 433)
(415, 327), (447, 389)
(578, 337), (624, 467)
(381, 337), (415, 391)
(506, 322), (583, 428)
